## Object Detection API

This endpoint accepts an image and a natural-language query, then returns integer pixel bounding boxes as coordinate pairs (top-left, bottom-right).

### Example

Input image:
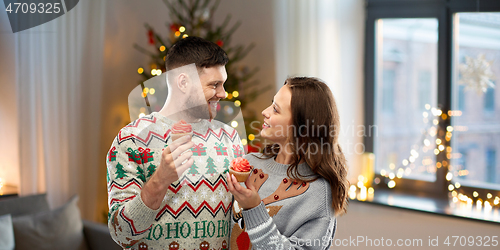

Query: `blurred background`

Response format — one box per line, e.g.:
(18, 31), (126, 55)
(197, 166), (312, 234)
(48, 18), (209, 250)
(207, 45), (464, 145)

(1, 0), (499, 248)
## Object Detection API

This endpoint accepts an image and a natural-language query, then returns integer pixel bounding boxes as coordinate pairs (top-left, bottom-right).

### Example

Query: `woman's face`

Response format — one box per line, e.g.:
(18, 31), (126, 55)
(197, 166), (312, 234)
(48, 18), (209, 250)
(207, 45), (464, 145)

(261, 85), (293, 144)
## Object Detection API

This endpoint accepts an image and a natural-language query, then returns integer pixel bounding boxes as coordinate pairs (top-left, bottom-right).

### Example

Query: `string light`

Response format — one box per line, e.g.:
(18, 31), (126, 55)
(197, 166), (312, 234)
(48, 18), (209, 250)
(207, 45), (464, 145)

(234, 100), (241, 107)
(248, 134), (255, 141)
(159, 46), (166, 52)
(182, 34), (188, 38)
(138, 68), (144, 74)
(232, 91), (239, 98)
(231, 121), (238, 128)
(179, 26), (186, 32)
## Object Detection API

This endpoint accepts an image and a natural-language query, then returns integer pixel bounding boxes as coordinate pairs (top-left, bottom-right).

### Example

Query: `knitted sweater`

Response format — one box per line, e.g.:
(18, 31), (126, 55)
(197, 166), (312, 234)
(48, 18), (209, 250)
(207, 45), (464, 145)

(107, 112), (243, 250)
(230, 153), (337, 250)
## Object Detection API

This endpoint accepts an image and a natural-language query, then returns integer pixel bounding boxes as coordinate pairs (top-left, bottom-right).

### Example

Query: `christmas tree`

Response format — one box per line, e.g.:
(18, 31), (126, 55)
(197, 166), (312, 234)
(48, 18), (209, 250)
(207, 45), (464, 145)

(205, 157), (218, 175)
(147, 164), (157, 177)
(187, 161), (200, 176)
(115, 163), (127, 179)
(223, 158), (230, 174)
(134, 0), (269, 152)
(136, 166), (146, 182)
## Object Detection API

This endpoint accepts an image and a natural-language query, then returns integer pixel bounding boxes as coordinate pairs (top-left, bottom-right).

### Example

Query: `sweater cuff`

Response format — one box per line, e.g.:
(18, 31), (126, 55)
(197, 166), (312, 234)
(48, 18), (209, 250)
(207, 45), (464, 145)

(242, 202), (271, 230)
(122, 193), (162, 233)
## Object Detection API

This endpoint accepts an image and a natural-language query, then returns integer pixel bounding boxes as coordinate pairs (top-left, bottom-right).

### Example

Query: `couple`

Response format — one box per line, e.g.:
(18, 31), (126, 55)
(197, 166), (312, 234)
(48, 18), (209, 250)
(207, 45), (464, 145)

(107, 36), (349, 250)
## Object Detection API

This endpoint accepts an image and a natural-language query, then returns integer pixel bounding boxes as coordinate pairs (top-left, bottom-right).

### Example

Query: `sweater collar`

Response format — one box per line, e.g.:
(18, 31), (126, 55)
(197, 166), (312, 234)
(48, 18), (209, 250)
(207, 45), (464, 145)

(259, 154), (316, 178)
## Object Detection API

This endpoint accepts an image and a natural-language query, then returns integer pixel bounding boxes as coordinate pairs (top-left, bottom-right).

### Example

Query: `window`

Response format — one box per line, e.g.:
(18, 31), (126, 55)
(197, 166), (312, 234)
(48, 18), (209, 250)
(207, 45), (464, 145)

(364, 0), (500, 223)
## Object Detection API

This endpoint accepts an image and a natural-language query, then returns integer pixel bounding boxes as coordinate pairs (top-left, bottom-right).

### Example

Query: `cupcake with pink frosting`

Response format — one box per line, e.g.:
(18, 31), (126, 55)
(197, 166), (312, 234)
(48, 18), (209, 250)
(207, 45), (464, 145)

(171, 120), (193, 141)
(229, 157), (252, 182)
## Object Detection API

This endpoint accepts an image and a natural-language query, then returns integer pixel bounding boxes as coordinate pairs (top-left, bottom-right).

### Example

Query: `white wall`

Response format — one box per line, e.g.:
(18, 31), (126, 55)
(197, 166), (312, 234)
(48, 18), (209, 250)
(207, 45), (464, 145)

(0, 3), (20, 189)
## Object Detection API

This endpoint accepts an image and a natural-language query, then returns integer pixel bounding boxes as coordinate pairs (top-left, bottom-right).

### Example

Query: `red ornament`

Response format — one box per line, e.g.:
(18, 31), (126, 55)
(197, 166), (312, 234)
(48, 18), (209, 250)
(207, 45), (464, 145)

(216, 39), (224, 47)
(148, 30), (155, 45)
(293, 181), (298, 185)
(283, 178), (288, 184)
(274, 195), (279, 200)
(253, 169), (258, 174)
(259, 173), (264, 179)
(170, 23), (179, 32)
(302, 182), (307, 187)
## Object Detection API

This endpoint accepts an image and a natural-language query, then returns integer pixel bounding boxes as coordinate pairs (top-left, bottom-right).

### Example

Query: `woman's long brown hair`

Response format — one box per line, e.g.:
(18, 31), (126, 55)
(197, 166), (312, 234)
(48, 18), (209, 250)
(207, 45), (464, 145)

(261, 77), (349, 215)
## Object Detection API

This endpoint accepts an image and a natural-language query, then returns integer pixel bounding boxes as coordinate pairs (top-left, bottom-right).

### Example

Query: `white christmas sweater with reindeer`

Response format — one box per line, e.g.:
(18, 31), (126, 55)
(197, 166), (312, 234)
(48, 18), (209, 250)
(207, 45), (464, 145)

(230, 153), (337, 250)
(106, 112), (243, 250)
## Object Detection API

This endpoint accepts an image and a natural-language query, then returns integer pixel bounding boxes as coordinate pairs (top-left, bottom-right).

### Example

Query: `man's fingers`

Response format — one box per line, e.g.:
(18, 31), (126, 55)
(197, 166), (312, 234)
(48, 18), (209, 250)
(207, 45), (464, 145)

(166, 135), (192, 153)
(171, 141), (195, 160)
(175, 158), (193, 177)
(173, 150), (193, 167)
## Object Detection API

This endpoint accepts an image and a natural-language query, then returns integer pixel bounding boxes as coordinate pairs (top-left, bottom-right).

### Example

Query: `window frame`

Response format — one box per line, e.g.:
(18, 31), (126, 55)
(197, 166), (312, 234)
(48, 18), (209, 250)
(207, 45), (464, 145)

(364, 0), (500, 202)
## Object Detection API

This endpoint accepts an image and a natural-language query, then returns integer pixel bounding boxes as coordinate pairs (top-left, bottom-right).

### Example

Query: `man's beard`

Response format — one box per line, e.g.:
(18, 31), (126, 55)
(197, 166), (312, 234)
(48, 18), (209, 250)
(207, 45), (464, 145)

(184, 98), (212, 120)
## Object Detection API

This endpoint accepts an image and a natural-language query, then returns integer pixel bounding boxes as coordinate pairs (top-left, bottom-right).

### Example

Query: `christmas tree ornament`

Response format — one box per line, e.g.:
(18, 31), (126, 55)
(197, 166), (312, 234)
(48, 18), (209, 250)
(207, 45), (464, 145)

(458, 54), (496, 95)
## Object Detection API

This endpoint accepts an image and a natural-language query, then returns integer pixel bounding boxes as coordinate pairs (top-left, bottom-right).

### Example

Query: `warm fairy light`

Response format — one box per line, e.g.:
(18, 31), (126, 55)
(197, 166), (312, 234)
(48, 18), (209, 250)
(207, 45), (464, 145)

(224, 91), (228, 98)
(494, 198), (499, 205)
(396, 172), (403, 179)
(151, 69), (156, 75)
(241, 139), (247, 145)
(234, 100), (241, 107)
(434, 149), (440, 155)
(357, 180), (364, 188)
(436, 138), (442, 144)
(149, 88), (155, 95)
(358, 175), (364, 182)
(425, 104), (431, 110)
(182, 34), (188, 38)
(388, 180), (396, 188)
(455, 182), (461, 188)
(232, 91), (239, 98)
(422, 112), (428, 118)
(433, 119), (439, 125)
(143, 87), (149, 94)
(448, 184), (454, 191)
(231, 121), (238, 128)
(368, 187), (374, 194)
(227, 93), (233, 99)
(139, 113), (145, 118)
(409, 156), (415, 163)
(447, 126), (453, 132)
(487, 193), (492, 199)
(350, 185), (357, 192)
(438, 145), (445, 151)
(138, 68), (144, 74)
(159, 46), (166, 52)
(248, 134), (255, 141)
(424, 139), (430, 146)
(389, 173), (395, 180)
(389, 163), (395, 169)
(446, 172), (453, 181)
(476, 200), (482, 211)
(179, 26), (186, 32)
(441, 113), (447, 120)
(452, 191), (457, 196)
(380, 169), (386, 176)
(473, 191), (479, 198)
(453, 197), (458, 203)
(141, 92), (147, 98)
(402, 159), (409, 166)
(175, 31), (181, 37)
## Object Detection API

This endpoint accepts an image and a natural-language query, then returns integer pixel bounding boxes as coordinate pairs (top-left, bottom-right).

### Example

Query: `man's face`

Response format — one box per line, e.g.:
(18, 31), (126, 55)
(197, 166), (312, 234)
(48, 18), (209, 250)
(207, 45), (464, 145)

(198, 66), (228, 119)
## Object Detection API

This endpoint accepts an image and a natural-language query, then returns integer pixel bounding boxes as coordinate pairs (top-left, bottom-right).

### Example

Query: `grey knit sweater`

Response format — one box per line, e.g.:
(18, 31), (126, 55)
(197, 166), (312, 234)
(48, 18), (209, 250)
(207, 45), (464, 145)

(230, 153), (337, 250)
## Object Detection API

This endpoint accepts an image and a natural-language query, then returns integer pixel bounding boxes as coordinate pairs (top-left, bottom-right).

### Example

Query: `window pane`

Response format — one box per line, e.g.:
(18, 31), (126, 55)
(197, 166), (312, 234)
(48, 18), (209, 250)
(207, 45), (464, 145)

(451, 13), (500, 189)
(374, 18), (439, 182)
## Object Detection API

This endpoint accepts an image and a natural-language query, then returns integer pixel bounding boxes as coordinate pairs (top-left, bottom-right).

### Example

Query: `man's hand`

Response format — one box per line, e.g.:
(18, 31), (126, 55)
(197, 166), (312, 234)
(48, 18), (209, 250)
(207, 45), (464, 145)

(226, 172), (262, 210)
(142, 135), (194, 209)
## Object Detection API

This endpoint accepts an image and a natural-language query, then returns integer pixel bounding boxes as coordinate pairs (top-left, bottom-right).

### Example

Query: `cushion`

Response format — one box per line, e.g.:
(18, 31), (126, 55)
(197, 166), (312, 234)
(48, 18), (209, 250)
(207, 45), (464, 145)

(0, 214), (14, 250)
(0, 194), (50, 217)
(12, 195), (88, 250)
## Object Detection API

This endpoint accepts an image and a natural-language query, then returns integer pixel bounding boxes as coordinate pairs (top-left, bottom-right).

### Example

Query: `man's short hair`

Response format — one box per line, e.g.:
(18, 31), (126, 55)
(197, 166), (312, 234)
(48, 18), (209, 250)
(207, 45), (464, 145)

(165, 36), (229, 71)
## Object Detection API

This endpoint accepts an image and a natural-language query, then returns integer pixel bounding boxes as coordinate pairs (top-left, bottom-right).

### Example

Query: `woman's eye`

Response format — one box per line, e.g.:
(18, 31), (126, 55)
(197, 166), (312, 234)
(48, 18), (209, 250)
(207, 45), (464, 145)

(273, 106), (278, 113)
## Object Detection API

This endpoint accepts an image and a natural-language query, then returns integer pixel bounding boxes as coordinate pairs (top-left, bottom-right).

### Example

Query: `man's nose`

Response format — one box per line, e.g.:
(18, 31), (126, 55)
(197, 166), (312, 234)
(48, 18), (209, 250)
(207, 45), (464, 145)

(216, 86), (226, 99)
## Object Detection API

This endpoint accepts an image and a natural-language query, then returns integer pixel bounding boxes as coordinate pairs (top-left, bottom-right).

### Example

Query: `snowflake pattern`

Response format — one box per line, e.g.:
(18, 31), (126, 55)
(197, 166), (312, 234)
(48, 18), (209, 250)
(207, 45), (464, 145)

(172, 197), (179, 205)
(201, 189), (208, 198)
(192, 195), (199, 204)
(210, 195), (217, 204)
(182, 189), (190, 199)
(459, 54), (496, 95)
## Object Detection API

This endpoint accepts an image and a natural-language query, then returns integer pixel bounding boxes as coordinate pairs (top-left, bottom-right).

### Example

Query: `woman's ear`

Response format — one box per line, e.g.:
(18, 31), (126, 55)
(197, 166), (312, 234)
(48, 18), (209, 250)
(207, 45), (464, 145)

(176, 73), (189, 94)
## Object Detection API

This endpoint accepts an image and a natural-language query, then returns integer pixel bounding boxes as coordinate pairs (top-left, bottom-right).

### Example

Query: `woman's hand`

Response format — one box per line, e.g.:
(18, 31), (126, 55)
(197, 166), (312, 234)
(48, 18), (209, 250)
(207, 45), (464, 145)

(226, 172), (262, 210)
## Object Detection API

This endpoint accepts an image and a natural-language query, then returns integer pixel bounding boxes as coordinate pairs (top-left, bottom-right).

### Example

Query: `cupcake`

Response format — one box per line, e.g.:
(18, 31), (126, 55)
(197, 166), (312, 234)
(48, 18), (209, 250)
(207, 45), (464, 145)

(171, 119), (193, 141)
(229, 157), (252, 182)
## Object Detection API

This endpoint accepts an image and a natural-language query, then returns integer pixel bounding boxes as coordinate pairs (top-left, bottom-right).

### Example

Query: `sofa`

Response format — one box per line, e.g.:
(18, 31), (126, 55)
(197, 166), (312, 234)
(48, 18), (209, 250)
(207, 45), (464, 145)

(0, 194), (121, 250)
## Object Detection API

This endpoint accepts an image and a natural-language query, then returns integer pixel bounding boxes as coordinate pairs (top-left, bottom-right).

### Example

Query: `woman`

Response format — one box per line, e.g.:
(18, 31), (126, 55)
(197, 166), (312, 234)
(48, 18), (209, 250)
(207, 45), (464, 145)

(227, 77), (349, 250)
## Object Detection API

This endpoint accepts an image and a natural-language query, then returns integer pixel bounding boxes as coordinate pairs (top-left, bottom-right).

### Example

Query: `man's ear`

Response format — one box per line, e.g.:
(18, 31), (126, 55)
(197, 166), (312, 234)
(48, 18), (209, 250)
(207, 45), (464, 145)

(176, 73), (190, 94)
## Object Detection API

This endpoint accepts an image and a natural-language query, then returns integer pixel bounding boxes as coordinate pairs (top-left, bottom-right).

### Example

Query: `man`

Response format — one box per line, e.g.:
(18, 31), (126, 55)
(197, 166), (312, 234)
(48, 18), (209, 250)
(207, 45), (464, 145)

(107, 37), (243, 249)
